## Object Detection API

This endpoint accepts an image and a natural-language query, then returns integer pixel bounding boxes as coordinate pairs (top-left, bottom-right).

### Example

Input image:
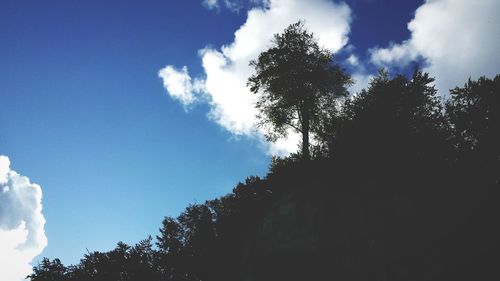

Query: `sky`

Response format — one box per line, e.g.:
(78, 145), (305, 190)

(1, 0), (499, 280)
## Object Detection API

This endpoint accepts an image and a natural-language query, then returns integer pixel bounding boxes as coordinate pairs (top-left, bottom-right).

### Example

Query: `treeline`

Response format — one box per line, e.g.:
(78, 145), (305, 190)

(28, 71), (499, 281)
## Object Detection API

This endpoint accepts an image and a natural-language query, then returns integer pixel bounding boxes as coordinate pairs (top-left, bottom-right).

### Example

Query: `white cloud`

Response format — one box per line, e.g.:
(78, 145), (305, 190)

(343, 52), (373, 94)
(160, 0), (352, 155)
(158, 65), (205, 108)
(346, 54), (359, 66)
(203, 0), (219, 9)
(0, 155), (47, 281)
(370, 41), (417, 66)
(199, 47), (259, 135)
(349, 72), (373, 95)
(203, 0), (247, 12)
(370, 0), (500, 94)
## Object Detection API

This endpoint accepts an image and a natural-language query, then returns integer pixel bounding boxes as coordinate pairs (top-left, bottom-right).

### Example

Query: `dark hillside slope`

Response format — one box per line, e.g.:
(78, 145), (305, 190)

(243, 159), (499, 280)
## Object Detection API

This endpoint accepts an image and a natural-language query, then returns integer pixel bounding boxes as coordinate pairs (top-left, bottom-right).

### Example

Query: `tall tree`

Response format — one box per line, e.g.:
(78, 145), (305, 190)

(248, 21), (351, 160)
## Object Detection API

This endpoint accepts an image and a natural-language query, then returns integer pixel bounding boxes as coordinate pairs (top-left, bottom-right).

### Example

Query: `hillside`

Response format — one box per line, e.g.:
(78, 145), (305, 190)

(243, 161), (499, 280)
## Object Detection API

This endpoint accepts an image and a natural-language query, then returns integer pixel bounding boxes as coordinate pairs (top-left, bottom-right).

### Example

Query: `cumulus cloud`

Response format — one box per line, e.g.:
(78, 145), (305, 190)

(370, 0), (500, 94)
(158, 65), (205, 108)
(370, 41), (417, 66)
(0, 155), (47, 281)
(160, 0), (352, 155)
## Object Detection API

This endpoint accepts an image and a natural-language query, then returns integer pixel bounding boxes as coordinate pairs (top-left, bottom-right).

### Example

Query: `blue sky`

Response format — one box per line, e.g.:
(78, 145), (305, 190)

(1, 0), (498, 272)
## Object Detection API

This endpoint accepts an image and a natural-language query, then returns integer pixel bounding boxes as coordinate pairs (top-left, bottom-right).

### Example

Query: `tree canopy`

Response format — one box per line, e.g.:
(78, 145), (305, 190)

(248, 21), (351, 159)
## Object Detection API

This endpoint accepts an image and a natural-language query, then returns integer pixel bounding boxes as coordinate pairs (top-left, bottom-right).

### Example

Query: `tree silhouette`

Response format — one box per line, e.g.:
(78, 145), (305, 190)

(248, 21), (351, 160)
(28, 258), (67, 281)
(446, 75), (500, 184)
(317, 69), (451, 168)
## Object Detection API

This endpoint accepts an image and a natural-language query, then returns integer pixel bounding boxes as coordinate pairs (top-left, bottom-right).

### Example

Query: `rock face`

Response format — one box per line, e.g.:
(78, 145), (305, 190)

(241, 183), (499, 281)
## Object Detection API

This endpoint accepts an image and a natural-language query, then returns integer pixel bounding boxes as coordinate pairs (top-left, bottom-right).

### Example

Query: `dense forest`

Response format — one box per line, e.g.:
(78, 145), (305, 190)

(28, 23), (499, 281)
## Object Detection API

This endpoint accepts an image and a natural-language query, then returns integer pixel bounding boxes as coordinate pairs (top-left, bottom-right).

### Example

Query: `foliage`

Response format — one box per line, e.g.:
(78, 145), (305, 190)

(446, 75), (500, 184)
(248, 21), (351, 159)
(318, 69), (450, 168)
(28, 258), (67, 281)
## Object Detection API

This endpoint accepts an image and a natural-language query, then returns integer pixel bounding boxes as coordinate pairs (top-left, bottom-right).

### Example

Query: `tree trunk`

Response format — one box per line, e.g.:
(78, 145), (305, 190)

(300, 98), (311, 161)
(302, 114), (310, 161)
